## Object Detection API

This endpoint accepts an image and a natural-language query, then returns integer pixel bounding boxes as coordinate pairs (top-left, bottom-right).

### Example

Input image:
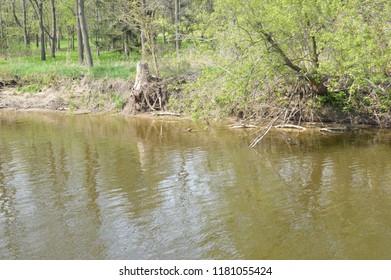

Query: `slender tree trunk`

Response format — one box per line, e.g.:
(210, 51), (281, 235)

(75, 0), (84, 64)
(50, 0), (56, 58)
(22, 0), (29, 46)
(57, 27), (61, 50)
(12, 1), (22, 28)
(162, 26), (166, 44)
(148, 31), (159, 76)
(95, 0), (100, 56)
(0, 3), (5, 54)
(174, 0), (180, 64)
(259, 28), (326, 94)
(140, 0), (147, 62)
(124, 30), (130, 61)
(77, 0), (93, 67)
(38, 1), (46, 60)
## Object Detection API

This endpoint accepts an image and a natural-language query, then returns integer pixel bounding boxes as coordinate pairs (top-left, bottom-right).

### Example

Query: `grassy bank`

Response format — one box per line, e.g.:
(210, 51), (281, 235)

(0, 50), (138, 83)
(1, 46), (390, 127)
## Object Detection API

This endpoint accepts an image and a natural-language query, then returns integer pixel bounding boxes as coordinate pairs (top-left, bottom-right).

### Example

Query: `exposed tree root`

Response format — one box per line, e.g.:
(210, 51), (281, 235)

(123, 62), (169, 114)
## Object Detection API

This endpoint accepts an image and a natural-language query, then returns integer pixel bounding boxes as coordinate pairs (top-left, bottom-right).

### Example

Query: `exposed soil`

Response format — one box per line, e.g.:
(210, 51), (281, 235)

(0, 77), (133, 113)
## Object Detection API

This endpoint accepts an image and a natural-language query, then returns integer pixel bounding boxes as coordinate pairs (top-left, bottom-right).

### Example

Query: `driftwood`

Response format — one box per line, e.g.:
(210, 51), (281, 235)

(154, 112), (181, 117)
(274, 124), (306, 130)
(319, 127), (348, 133)
(231, 124), (258, 129)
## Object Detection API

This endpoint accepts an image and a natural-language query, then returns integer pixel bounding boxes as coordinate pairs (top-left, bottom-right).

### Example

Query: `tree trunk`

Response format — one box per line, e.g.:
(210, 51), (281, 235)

(12, 1), (22, 28)
(148, 31), (159, 77)
(0, 3), (5, 54)
(260, 29), (326, 95)
(75, 0), (84, 64)
(57, 27), (61, 50)
(38, 1), (46, 60)
(174, 0), (180, 65)
(50, 0), (56, 58)
(77, 0), (93, 67)
(133, 62), (149, 91)
(140, 0), (147, 62)
(22, 0), (29, 46)
(94, 0), (100, 56)
(124, 30), (130, 61)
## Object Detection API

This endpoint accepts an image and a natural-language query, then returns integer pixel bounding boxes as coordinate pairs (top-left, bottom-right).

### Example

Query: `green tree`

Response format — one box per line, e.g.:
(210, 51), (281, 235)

(174, 0), (390, 122)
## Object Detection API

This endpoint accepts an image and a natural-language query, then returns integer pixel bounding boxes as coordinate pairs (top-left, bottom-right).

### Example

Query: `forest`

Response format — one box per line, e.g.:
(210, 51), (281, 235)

(0, 0), (390, 127)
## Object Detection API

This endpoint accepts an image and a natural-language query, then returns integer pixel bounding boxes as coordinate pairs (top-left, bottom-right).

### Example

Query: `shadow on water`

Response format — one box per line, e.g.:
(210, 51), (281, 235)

(0, 111), (391, 259)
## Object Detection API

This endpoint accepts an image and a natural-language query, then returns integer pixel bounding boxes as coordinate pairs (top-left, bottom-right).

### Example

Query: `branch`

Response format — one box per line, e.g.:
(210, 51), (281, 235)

(258, 28), (326, 94)
(29, 0), (39, 17)
(12, 1), (22, 28)
(259, 30), (303, 74)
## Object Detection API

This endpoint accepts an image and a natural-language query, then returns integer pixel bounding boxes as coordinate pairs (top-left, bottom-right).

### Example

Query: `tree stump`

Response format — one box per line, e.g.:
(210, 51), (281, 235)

(133, 62), (149, 91)
(124, 61), (168, 114)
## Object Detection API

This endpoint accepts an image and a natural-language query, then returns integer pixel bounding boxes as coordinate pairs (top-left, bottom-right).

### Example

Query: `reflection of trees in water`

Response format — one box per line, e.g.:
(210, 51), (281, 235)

(130, 123), (240, 259)
(0, 118), (108, 259)
(0, 142), (21, 259)
(247, 132), (391, 259)
(1, 112), (391, 259)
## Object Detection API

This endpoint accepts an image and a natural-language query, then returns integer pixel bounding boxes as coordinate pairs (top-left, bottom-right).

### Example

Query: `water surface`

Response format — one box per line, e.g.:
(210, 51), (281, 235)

(1, 111), (391, 259)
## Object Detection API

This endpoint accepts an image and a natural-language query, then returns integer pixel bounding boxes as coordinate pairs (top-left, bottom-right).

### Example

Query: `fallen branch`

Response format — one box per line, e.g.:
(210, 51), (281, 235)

(154, 112), (181, 117)
(319, 127), (348, 133)
(249, 89), (295, 148)
(249, 115), (281, 148)
(274, 124), (306, 130)
(231, 124), (258, 129)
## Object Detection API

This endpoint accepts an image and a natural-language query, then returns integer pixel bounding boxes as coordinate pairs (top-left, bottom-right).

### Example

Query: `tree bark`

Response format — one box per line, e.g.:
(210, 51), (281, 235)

(174, 0), (180, 65)
(94, 0), (100, 56)
(30, 0), (46, 60)
(12, 1), (22, 28)
(133, 62), (149, 91)
(50, 0), (56, 58)
(0, 3), (6, 54)
(22, 0), (29, 46)
(38, 0), (46, 60)
(75, 0), (83, 64)
(77, 0), (93, 67)
(140, 0), (147, 62)
(57, 27), (61, 50)
(260, 29), (326, 95)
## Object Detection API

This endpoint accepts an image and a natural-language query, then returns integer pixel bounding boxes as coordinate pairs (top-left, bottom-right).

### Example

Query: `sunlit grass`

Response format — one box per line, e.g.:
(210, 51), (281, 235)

(0, 49), (139, 83)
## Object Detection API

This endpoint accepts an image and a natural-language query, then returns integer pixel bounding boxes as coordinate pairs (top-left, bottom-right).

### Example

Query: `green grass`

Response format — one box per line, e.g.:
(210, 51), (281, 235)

(0, 49), (139, 84)
(0, 40), (212, 91)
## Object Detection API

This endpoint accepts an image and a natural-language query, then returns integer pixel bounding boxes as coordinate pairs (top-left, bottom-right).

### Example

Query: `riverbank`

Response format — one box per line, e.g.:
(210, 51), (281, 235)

(0, 76), (133, 113)
(1, 75), (390, 130)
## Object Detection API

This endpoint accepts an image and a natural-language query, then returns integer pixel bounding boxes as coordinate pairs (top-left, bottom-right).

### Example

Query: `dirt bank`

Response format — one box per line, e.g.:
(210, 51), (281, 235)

(0, 77), (133, 113)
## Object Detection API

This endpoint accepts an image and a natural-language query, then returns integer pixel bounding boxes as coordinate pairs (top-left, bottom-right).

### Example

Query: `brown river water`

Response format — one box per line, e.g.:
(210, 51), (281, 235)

(1, 111), (391, 260)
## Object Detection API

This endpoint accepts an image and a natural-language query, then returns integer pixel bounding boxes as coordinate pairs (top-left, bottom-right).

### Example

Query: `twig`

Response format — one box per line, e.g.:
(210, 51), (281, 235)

(249, 88), (296, 148)
(249, 114), (281, 148)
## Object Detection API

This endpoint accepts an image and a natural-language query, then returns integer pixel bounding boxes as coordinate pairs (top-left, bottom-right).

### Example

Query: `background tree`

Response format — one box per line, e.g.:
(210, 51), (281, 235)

(76, 0), (92, 67)
(30, 0), (46, 60)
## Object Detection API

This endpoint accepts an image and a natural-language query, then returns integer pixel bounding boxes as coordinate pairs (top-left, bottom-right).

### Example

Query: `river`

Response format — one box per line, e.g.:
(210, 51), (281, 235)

(1, 111), (391, 259)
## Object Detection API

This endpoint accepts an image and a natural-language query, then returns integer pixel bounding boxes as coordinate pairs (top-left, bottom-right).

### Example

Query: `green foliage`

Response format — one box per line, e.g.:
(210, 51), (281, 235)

(111, 94), (126, 111)
(315, 91), (347, 108)
(1, 0), (390, 125)
(171, 0), (391, 124)
(16, 84), (42, 94)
